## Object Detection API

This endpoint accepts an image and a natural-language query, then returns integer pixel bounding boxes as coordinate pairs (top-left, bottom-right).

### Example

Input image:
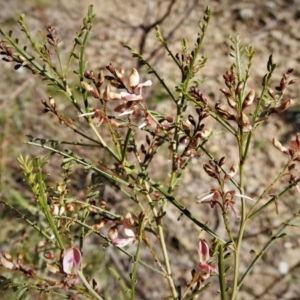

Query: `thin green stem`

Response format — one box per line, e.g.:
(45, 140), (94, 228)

(247, 160), (291, 217)
(248, 177), (300, 219)
(77, 270), (104, 300)
(89, 122), (120, 161)
(36, 161), (64, 249)
(144, 183), (178, 299)
(27, 141), (224, 243)
(238, 213), (300, 289)
(1, 201), (55, 243)
(218, 243), (227, 300)
(130, 214), (145, 300)
(56, 215), (165, 276)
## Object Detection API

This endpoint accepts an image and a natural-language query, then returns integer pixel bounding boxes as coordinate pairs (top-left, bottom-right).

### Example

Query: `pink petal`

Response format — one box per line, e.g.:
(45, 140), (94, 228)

(198, 239), (210, 263)
(120, 92), (142, 101)
(137, 80), (152, 88)
(123, 213), (135, 237)
(112, 237), (135, 247)
(63, 247), (81, 275)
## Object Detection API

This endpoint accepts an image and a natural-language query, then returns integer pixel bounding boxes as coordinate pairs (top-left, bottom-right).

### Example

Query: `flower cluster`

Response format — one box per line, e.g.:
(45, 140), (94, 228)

(108, 212), (136, 247)
(80, 67), (152, 128)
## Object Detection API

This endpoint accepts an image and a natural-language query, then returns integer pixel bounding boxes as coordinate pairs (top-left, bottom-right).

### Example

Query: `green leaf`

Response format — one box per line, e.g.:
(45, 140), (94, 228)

(17, 287), (28, 300)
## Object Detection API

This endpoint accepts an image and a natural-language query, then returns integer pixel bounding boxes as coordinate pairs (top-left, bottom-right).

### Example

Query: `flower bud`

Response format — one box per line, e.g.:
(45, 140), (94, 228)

(268, 88), (276, 99)
(97, 70), (104, 88)
(269, 99), (295, 114)
(84, 70), (94, 80)
(81, 81), (93, 92)
(198, 128), (212, 139)
(115, 69), (124, 82)
(65, 203), (73, 212)
(224, 161), (239, 180)
(1, 252), (14, 270)
(128, 68), (140, 89)
(108, 225), (119, 241)
(44, 252), (55, 260)
(49, 97), (56, 108)
(81, 81), (99, 98)
(50, 204), (59, 216)
(92, 219), (107, 231)
(289, 133), (300, 151)
(108, 92), (122, 100)
(272, 137), (289, 154)
(47, 263), (60, 274)
(103, 85), (110, 101)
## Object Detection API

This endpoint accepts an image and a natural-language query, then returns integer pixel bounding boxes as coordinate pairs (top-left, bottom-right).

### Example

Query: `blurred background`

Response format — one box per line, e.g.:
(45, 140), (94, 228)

(0, 0), (300, 299)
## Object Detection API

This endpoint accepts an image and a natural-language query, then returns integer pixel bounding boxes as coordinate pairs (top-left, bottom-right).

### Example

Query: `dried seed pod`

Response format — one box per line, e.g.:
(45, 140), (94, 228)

(110, 79), (123, 89)
(215, 103), (236, 121)
(96, 70), (104, 88)
(218, 156), (226, 166)
(106, 63), (115, 74)
(268, 88), (276, 100)
(181, 120), (191, 134)
(103, 85), (110, 101)
(242, 90), (255, 109)
(146, 135), (151, 145)
(268, 99), (295, 114)
(190, 137), (201, 148)
(240, 112), (252, 131)
(188, 115), (196, 127)
(81, 81), (99, 98)
(203, 164), (218, 179)
(235, 81), (243, 95)
(288, 163), (296, 171)
(226, 95), (236, 109)
(115, 69), (124, 82)
(272, 137), (289, 154)
(288, 79), (297, 85)
(289, 133), (300, 151)
(219, 88), (231, 97)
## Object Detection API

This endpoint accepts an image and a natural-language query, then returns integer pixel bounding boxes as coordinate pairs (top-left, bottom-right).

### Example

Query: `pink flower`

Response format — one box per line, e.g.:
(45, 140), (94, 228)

(197, 239), (218, 281)
(62, 247), (81, 275)
(197, 189), (254, 218)
(108, 213), (136, 247)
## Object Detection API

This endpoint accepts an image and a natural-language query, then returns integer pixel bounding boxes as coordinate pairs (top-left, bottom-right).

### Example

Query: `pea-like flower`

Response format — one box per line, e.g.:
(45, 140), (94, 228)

(197, 239), (218, 281)
(62, 247), (81, 275)
(108, 213), (136, 247)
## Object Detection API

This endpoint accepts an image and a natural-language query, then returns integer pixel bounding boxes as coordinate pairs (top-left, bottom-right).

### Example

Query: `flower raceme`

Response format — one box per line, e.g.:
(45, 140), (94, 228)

(79, 68), (152, 126)
(197, 189), (254, 218)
